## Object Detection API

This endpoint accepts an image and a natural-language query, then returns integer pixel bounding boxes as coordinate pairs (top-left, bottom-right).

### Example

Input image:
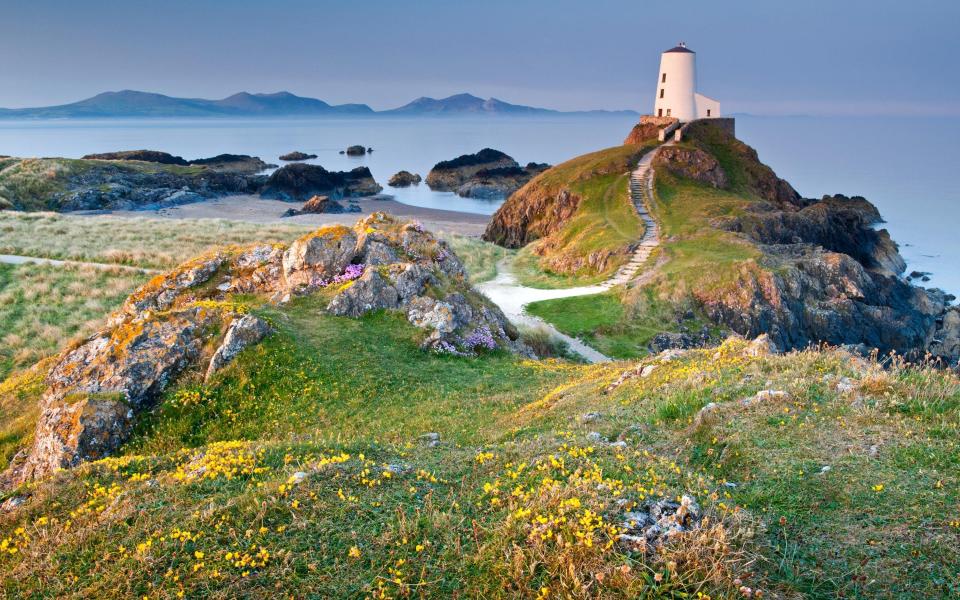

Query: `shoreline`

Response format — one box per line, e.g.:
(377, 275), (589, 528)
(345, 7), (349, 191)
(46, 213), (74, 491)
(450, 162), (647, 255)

(77, 194), (492, 237)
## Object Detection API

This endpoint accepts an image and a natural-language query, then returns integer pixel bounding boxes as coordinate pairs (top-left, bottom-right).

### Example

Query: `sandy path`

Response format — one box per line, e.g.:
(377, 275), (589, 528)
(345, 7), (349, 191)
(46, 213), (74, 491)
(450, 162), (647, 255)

(90, 194), (491, 237)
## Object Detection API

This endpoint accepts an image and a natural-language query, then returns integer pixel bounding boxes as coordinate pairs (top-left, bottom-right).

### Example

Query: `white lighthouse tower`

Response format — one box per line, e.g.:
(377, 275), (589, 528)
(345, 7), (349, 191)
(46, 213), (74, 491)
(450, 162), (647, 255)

(653, 42), (720, 122)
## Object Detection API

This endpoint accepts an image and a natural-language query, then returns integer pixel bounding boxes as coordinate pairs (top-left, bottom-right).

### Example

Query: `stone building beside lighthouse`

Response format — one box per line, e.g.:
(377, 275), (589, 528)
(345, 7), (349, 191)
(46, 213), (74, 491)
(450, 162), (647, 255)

(653, 42), (720, 121)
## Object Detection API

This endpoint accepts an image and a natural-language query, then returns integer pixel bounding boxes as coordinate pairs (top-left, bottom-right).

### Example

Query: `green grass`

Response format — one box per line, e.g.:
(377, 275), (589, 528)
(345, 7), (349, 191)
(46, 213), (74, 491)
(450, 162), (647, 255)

(0, 212), (315, 269)
(509, 144), (655, 288)
(2, 331), (958, 597)
(526, 288), (715, 359)
(128, 301), (569, 454)
(443, 234), (514, 284)
(0, 262), (150, 380)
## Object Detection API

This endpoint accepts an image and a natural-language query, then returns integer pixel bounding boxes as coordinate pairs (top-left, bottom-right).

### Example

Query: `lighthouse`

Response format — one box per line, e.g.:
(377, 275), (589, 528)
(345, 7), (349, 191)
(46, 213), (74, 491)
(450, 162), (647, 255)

(653, 42), (720, 122)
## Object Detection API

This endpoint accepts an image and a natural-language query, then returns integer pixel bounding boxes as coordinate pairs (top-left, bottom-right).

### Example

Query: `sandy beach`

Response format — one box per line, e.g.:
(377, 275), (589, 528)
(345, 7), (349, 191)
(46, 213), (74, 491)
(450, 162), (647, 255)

(93, 194), (492, 237)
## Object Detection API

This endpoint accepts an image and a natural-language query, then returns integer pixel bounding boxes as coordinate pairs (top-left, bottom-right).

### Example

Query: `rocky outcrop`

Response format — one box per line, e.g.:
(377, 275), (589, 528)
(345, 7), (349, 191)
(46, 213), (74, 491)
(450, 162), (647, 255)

(205, 315), (271, 381)
(2, 213), (529, 486)
(82, 150), (190, 165)
(455, 163), (551, 200)
(484, 146), (647, 249)
(1, 154), (272, 211)
(388, 171), (422, 187)
(425, 149), (518, 192)
(345, 145), (367, 156)
(624, 115), (678, 145)
(259, 163), (382, 201)
(653, 146), (728, 188)
(684, 120), (800, 206)
(81, 151), (272, 173)
(279, 151), (318, 161)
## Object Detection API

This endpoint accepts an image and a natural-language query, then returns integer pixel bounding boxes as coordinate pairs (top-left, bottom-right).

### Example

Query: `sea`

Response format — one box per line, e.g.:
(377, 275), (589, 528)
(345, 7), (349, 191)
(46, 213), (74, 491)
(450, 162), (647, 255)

(0, 115), (956, 294)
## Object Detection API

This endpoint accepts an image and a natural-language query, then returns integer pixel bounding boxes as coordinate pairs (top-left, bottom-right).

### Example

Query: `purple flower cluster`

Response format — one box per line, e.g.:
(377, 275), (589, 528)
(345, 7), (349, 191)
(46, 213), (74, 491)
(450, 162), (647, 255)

(464, 326), (497, 351)
(410, 220), (424, 233)
(434, 246), (449, 263)
(332, 263), (365, 284)
(432, 340), (461, 355)
(311, 264), (365, 288)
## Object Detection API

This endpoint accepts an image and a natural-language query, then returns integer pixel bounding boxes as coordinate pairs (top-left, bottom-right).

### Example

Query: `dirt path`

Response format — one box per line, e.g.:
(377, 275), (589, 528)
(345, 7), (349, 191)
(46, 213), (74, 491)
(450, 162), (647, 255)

(478, 143), (668, 363)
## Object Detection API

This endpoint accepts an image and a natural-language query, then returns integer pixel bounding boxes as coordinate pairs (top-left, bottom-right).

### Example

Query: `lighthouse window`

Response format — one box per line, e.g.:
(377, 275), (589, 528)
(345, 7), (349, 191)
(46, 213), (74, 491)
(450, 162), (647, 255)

(661, 73), (666, 83)
(666, 109), (671, 116)
(658, 109), (663, 117)
(659, 89), (664, 98)
(707, 109), (712, 117)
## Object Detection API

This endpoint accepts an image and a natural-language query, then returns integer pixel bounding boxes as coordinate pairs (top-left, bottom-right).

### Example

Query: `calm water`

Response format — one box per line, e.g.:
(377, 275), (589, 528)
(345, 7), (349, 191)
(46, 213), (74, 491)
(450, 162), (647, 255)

(0, 115), (956, 293)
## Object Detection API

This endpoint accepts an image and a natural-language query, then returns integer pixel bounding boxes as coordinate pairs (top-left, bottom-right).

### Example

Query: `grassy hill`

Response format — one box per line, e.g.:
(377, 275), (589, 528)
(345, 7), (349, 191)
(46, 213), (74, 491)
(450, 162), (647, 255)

(485, 143), (655, 287)
(1, 311), (957, 597)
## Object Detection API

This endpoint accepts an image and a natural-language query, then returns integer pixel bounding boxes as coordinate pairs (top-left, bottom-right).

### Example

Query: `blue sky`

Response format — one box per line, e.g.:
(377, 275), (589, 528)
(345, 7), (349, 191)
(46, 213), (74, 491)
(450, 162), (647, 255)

(1, 0), (957, 115)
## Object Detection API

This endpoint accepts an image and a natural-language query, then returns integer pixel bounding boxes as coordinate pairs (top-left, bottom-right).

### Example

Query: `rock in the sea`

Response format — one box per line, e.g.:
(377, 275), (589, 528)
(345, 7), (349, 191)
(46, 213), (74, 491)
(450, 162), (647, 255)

(205, 315), (272, 381)
(388, 171), (422, 187)
(82, 149), (189, 165)
(426, 150), (549, 200)
(279, 151), (318, 161)
(345, 145), (367, 156)
(425, 148), (518, 192)
(260, 163), (382, 201)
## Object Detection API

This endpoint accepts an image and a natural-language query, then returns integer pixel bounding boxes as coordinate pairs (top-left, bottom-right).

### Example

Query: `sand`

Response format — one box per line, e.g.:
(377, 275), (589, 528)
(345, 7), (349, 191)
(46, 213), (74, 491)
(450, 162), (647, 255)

(94, 195), (491, 237)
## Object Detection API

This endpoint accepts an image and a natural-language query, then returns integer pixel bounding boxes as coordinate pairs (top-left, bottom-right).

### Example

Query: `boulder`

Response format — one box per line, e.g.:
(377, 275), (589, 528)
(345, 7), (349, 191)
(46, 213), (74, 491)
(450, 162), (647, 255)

(327, 269), (400, 317)
(260, 163), (382, 201)
(282, 225), (358, 289)
(205, 315), (272, 381)
(388, 171), (422, 187)
(279, 151), (318, 161)
(345, 145), (367, 156)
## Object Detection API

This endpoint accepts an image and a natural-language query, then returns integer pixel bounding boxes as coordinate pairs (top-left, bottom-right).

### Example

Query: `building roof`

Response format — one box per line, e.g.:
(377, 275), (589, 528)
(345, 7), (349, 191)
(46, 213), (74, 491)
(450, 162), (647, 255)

(664, 43), (694, 54)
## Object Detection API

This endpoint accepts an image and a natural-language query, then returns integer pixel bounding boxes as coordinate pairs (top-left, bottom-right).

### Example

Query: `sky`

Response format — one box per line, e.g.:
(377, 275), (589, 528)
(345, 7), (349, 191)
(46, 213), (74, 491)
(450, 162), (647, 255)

(1, 0), (957, 115)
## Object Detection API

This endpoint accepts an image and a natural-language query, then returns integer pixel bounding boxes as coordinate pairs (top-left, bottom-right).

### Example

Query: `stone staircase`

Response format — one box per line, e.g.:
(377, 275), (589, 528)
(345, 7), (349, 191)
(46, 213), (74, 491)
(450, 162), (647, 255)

(599, 148), (662, 289)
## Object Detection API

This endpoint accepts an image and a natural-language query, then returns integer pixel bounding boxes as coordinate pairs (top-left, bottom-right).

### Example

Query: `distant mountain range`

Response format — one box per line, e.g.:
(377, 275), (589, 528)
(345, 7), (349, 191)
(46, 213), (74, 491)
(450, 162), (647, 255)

(0, 90), (637, 119)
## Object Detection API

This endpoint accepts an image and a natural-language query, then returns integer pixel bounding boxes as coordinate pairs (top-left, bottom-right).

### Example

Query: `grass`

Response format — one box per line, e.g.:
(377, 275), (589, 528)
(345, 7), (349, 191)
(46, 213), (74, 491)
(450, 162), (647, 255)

(127, 301), (570, 454)
(526, 288), (715, 360)
(2, 329), (958, 597)
(0, 212), (314, 269)
(443, 233), (514, 284)
(509, 144), (655, 288)
(0, 262), (150, 380)
(523, 127), (773, 356)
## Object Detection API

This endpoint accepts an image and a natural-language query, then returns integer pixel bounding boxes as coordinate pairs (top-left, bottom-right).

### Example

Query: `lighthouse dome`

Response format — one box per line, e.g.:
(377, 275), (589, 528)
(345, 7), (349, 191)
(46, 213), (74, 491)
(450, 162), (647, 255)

(665, 42), (694, 53)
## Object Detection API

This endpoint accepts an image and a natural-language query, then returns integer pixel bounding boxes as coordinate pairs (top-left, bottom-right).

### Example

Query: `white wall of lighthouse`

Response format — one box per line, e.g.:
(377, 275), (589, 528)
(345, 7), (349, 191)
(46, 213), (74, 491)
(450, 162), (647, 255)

(652, 43), (720, 122)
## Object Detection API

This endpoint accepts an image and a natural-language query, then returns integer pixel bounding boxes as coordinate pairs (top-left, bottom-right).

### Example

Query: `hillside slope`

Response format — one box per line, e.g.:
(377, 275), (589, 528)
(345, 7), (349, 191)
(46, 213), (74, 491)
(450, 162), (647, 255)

(484, 143), (656, 284)
(492, 120), (959, 363)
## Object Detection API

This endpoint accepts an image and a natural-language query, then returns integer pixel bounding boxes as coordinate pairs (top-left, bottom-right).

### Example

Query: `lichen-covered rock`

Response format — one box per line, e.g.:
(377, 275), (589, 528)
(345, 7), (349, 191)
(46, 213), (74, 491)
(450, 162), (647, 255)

(4, 212), (533, 486)
(327, 270), (400, 317)
(10, 306), (221, 483)
(282, 225), (358, 289)
(205, 315), (272, 381)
